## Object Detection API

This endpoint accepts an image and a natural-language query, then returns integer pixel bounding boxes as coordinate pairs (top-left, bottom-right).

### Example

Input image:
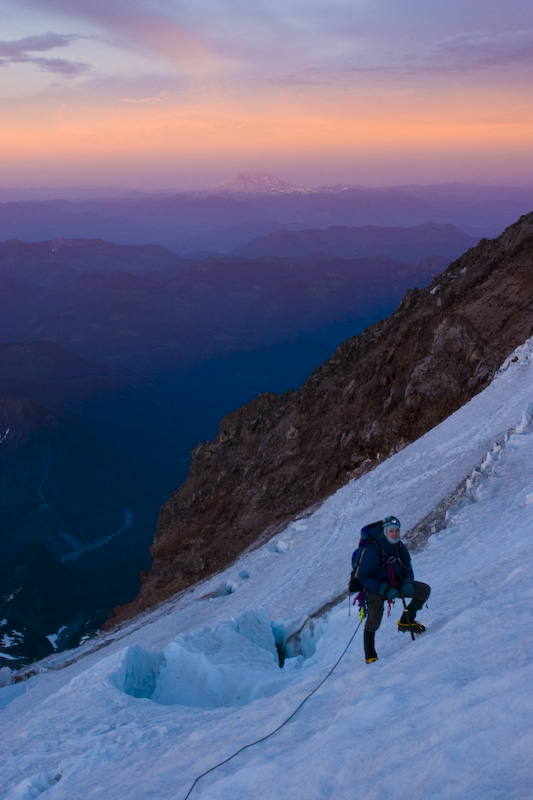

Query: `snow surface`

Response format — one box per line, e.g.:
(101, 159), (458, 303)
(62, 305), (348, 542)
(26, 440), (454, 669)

(1, 339), (533, 800)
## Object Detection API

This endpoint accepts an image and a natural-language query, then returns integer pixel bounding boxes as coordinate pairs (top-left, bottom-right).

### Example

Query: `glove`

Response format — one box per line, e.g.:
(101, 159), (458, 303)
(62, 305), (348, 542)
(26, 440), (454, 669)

(401, 580), (415, 597)
(378, 582), (389, 596)
(386, 586), (399, 600)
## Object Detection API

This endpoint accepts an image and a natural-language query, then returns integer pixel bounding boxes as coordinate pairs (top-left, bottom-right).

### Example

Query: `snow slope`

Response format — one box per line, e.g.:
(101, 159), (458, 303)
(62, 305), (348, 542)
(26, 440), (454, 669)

(1, 339), (532, 800)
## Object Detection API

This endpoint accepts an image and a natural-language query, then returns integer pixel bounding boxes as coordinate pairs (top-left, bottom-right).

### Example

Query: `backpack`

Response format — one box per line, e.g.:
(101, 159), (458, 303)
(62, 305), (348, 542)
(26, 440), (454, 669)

(348, 520), (383, 593)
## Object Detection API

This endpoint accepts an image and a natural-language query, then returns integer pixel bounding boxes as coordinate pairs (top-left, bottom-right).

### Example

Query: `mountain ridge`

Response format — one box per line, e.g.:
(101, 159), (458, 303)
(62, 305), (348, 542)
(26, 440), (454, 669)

(1, 183), (532, 249)
(112, 212), (533, 623)
(231, 221), (478, 261)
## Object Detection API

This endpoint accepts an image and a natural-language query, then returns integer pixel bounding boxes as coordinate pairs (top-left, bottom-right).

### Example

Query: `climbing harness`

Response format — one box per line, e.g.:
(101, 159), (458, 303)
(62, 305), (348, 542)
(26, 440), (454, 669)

(183, 615), (365, 799)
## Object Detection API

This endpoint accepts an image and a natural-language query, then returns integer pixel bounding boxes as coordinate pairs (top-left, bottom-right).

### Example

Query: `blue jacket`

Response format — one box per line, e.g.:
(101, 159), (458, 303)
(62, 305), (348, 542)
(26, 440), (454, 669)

(357, 527), (414, 594)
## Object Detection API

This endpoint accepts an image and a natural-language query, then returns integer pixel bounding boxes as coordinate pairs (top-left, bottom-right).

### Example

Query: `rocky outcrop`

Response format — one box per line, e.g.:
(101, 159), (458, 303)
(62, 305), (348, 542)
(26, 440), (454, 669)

(112, 213), (533, 622)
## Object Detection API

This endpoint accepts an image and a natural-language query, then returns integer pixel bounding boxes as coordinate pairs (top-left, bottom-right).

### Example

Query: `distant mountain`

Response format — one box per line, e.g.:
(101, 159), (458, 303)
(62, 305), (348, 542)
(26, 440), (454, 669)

(0, 338), (179, 503)
(0, 238), (180, 282)
(0, 242), (441, 370)
(211, 172), (300, 194)
(0, 340), (131, 409)
(0, 183), (531, 251)
(176, 219), (308, 257)
(232, 222), (479, 262)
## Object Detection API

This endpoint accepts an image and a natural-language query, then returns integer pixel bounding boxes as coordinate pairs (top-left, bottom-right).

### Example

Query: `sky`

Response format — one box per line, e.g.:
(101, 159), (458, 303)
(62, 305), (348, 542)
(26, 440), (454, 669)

(1, 0), (532, 190)
(1, 338), (532, 799)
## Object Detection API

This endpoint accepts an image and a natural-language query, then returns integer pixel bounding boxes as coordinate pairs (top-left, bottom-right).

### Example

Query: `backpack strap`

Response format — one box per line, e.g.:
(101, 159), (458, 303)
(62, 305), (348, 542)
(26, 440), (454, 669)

(374, 538), (406, 588)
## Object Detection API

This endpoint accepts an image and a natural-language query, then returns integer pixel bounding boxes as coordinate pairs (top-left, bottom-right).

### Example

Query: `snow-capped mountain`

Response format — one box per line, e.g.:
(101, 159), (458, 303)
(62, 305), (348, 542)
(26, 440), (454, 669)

(210, 172), (304, 194)
(1, 337), (532, 800)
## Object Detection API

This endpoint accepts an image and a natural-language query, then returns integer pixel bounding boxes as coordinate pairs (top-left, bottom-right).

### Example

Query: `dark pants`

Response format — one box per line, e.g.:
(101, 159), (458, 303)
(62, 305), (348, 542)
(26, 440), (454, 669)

(364, 581), (431, 633)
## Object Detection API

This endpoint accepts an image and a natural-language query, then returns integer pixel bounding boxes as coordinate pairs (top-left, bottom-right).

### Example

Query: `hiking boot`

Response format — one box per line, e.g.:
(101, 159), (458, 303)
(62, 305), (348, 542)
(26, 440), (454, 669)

(397, 611), (425, 634)
(364, 630), (378, 663)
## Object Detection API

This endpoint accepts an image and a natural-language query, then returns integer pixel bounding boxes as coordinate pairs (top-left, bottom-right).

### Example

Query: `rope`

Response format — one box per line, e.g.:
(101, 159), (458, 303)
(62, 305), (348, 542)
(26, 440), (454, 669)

(183, 616), (364, 799)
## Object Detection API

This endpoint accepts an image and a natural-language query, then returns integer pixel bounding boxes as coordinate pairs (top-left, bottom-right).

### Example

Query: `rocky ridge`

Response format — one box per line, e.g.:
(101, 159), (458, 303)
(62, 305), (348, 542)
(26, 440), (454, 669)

(112, 213), (533, 623)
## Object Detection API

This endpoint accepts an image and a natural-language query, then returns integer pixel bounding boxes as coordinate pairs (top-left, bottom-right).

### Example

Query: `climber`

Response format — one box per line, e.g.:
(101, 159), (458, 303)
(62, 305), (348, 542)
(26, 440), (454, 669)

(356, 515), (431, 663)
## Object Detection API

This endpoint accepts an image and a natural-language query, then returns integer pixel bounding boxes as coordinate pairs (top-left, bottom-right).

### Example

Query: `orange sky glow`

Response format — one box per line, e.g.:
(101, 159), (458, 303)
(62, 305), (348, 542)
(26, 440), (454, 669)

(1, 0), (532, 189)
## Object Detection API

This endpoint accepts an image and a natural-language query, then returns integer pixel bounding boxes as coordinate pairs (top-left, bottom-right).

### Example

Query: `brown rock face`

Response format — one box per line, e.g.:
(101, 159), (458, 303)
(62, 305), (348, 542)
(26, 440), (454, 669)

(111, 213), (533, 623)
